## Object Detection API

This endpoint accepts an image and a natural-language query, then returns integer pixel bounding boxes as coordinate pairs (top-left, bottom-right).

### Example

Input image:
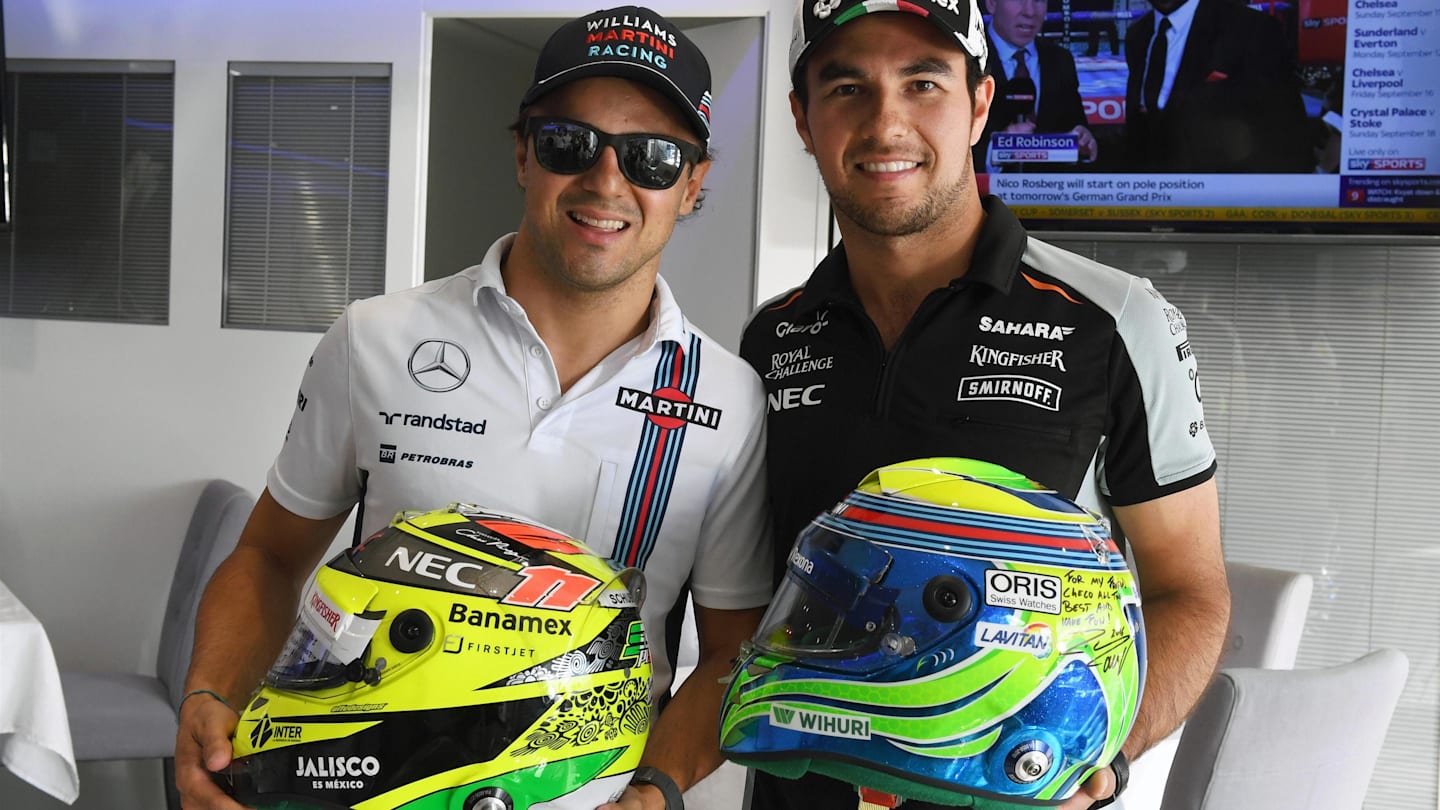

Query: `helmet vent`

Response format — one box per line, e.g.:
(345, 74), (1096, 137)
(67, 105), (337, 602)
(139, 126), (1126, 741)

(922, 576), (974, 622)
(390, 608), (435, 654)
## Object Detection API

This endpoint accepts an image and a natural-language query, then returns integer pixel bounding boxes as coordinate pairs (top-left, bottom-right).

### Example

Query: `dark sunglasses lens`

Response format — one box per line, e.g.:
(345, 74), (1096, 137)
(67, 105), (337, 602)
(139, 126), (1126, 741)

(534, 122), (598, 174)
(619, 137), (686, 189)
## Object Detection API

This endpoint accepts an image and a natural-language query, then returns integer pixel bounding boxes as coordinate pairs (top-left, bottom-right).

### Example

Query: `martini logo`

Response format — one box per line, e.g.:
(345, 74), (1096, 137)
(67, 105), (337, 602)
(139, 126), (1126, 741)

(770, 704), (871, 740)
(585, 14), (679, 48)
(616, 387), (722, 430)
(976, 621), (1053, 658)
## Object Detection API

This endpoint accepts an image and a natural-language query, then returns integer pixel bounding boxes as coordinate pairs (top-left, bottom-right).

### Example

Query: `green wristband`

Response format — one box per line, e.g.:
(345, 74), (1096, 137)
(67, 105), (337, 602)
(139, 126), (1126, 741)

(179, 688), (235, 713)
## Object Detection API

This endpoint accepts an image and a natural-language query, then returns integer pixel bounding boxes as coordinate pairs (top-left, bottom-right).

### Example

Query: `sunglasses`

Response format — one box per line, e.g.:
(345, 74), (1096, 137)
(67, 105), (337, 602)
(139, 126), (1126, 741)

(526, 116), (704, 191)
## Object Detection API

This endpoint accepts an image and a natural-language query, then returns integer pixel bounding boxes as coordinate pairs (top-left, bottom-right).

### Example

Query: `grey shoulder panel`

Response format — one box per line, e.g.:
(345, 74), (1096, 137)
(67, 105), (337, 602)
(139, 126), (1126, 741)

(1024, 238), (1216, 490)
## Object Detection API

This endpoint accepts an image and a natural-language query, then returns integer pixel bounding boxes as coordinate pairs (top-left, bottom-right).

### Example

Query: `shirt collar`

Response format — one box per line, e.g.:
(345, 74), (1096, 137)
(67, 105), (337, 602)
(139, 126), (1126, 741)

(1156, 0), (1199, 38)
(990, 33), (1035, 68)
(785, 196), (1030, 316)
(465, 233), (689, 352)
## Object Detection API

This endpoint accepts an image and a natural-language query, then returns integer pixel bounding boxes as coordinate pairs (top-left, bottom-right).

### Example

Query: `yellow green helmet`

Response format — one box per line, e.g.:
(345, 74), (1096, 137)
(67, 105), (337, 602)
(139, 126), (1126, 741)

(221, 503), (650, 810)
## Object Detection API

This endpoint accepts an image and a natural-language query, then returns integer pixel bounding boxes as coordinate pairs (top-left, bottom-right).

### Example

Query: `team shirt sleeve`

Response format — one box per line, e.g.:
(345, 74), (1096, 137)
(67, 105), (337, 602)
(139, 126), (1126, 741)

(687, 371), (775, 612)
(267, 306), (362, 520)
(1099, 278), (1217, 505)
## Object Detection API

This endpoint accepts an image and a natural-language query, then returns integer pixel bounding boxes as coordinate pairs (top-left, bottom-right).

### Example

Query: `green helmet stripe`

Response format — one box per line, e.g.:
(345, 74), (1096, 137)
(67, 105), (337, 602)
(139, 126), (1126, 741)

(383, 748), (623, 809)
(889, 725), (1002, 759)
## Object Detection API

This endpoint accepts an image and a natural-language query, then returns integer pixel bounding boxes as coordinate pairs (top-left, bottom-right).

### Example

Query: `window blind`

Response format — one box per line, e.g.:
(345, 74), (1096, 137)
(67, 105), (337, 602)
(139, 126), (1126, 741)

(224, 63), (390, 332)
(1049, 235), (1440, 810)
(0, 63), (174, 324)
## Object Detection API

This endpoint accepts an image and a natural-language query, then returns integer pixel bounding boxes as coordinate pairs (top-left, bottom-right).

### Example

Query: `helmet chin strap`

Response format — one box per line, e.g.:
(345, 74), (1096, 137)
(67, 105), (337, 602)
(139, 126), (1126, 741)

(858, 787), (904, 809)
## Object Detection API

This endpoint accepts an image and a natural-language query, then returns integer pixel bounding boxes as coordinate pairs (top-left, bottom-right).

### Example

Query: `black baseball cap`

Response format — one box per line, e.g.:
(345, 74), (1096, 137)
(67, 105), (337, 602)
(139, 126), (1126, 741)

(789, 0), (990, 78)
(521, 6), (714, 146)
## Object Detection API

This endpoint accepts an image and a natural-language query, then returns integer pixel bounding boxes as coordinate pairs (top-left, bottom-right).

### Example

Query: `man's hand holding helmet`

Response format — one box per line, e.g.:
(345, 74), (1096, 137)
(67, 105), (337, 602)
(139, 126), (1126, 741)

(175, 687), (246, 809)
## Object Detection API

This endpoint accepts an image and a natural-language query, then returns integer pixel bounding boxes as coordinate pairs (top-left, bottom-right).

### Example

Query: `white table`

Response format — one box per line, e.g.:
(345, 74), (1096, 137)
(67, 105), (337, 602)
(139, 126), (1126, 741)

(0, 579), (79, 804)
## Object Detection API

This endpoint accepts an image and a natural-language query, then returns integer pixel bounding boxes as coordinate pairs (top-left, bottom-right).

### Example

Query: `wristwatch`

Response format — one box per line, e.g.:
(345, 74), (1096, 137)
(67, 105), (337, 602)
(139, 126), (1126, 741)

(1088, 751), (1129, 809)
(631, 766), (685, 810)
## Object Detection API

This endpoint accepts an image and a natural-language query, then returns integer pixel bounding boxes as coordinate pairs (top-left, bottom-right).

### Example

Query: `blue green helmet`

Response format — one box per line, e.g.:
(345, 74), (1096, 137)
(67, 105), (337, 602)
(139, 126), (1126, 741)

(719, 458), (1144, 808)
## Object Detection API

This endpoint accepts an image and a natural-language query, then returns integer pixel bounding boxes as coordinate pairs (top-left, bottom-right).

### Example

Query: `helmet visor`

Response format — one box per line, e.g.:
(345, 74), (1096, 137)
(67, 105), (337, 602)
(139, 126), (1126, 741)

(754, 521), (896, 658)
(265, 582), (383, 691)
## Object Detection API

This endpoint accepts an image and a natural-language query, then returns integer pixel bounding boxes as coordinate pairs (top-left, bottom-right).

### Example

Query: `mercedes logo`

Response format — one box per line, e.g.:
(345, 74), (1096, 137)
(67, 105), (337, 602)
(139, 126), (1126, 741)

(408, 339), (471, 392)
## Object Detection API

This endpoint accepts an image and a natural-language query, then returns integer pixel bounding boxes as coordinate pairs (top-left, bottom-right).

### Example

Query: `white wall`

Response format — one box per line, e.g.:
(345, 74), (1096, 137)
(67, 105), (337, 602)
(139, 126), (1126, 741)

(422, 18), (534, 283)
(0, 0), (822, 682)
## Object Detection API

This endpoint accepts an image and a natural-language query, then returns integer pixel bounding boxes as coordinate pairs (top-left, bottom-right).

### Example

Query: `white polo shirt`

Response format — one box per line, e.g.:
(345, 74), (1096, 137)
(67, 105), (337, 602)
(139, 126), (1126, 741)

(268, 234), (773, 698)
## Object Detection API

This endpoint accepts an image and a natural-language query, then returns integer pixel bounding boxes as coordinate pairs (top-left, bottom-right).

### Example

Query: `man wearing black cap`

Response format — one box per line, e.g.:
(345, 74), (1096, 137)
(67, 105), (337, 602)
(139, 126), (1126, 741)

(738, 1), (1228, 808)
(175, 8), (772, 810)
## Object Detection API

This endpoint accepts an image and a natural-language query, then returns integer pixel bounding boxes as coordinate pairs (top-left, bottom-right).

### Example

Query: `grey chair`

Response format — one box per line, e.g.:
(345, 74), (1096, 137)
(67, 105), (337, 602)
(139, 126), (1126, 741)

(1221, 560), (1314, 669)
(59, 479), (254, 805)
(1159, 647), (1409, 810)
(1121, 560), (1317, 810)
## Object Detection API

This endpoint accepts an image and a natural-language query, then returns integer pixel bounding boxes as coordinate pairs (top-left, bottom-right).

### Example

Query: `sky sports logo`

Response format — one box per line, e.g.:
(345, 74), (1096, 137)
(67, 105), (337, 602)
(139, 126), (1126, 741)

(1348, 158), (1426, 171)
(770, 704), (871, 740)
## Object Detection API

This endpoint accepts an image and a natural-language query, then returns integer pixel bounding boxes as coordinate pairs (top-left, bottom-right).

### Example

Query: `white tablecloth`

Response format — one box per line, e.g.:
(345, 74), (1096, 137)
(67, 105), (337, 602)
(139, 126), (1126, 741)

(0, 579), (79, 804)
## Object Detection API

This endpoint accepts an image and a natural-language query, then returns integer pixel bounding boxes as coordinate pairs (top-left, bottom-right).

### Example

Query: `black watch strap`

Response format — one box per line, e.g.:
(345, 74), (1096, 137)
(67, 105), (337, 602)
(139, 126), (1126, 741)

(632, 766), (685, 810)
(1088, 751), (1129, 809)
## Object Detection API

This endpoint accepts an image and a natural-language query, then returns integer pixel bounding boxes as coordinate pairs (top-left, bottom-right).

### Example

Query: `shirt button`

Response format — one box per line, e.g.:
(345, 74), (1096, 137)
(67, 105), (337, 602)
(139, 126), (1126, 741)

(536, 396), (552, 410)
(529, 344), (544, 358)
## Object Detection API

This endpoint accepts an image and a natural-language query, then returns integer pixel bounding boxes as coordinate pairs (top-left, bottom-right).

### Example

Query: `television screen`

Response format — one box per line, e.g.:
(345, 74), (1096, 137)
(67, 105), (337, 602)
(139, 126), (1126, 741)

(976, 0), (1439, 235)
(0, 0), (9, 230)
